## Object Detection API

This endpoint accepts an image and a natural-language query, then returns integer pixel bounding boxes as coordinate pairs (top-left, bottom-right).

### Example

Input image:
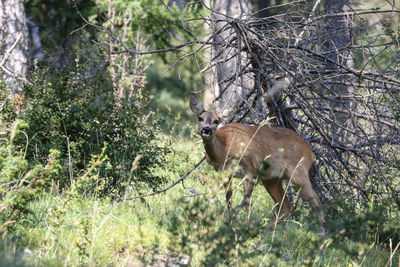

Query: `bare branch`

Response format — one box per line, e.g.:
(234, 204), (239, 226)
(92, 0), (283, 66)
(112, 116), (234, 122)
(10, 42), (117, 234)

(123, 156), (206, 200)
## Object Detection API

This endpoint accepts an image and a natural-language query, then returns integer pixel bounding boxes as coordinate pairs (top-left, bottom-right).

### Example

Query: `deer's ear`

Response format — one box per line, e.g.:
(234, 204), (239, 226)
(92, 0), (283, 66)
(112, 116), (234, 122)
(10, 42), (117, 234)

(190, 94), (204, 115)
(220, 106), (238, 122)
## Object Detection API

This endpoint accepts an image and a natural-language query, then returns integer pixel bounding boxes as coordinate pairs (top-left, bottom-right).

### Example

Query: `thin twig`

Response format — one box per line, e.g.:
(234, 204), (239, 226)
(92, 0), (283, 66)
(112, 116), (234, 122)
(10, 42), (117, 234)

(123, 156), (206, 200)
(0, 33), (32, 85)
(0, 33), (23, 67)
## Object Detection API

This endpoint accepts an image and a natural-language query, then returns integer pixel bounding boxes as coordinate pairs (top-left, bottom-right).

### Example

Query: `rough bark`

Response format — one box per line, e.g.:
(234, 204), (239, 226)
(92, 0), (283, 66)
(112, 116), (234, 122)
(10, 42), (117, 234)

(324, 0), (356, 142)
(0, 0), (30, 92)
(211, 0), (255, 115)
(202, 0), (217, 111)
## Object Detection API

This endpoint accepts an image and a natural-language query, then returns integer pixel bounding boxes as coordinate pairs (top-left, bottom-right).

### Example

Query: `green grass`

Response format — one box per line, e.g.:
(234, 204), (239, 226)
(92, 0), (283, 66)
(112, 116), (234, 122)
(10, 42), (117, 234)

(1, 137), (399, 266)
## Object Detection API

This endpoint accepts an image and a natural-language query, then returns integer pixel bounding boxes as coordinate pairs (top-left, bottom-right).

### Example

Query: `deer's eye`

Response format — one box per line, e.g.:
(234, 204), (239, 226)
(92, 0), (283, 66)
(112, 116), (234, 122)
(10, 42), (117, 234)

(213, 119), (220, 124)
(198, 117), (204, 122)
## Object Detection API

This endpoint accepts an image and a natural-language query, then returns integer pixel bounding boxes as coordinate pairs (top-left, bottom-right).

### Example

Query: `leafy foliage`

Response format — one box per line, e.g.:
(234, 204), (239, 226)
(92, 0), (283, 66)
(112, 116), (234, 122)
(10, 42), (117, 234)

(0, 120), (61, 234)
(2, 45), (167, 196)
(91, 0), (183, 49)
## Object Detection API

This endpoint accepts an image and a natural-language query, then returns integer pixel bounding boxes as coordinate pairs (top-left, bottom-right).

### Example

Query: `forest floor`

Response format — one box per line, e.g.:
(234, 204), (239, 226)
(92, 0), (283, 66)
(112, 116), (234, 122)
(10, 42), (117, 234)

(1, 138), (398, 266)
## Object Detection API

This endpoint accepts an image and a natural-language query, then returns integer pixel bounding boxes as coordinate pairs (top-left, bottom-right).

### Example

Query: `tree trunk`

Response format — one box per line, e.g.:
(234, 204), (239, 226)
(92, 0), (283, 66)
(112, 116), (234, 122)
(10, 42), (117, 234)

(210, 0), (255, 115)
(202, 0), (217, 111)
(324, 0), (356, 142)
(0, 0), (30, 93)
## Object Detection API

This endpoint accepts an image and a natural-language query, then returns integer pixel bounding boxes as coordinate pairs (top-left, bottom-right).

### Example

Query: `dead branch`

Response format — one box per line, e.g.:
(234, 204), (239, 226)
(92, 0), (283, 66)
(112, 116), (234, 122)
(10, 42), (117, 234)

(123, 156), (206, 200)
(83, 1), (400, 213)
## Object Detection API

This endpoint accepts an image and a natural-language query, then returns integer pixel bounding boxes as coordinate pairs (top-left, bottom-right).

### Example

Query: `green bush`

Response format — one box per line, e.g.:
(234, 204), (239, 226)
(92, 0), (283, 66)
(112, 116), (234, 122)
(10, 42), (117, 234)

(3, 47), (167, 197)
(0, 120), (61, 234)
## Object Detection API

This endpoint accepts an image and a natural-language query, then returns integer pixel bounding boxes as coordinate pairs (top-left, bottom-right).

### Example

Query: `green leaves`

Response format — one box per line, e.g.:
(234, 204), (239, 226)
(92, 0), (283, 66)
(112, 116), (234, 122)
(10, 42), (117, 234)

(1, 44), (167, 198)
(0, 121), (62, 234)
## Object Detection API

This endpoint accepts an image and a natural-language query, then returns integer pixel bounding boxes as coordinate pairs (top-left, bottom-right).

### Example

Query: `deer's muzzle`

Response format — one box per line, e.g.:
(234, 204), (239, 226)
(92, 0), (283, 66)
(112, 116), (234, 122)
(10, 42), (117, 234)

(201, 126), (212, 137)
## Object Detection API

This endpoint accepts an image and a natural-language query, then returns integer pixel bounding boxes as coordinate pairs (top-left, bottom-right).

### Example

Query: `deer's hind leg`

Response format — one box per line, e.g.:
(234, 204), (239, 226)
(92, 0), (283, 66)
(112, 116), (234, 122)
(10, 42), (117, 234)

(291, 168), (325, 232)
(262, 179), (292, 224)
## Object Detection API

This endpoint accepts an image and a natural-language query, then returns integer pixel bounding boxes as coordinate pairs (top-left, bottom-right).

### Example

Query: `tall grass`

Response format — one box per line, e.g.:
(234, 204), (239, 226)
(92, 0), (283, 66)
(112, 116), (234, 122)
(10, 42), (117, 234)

(1, 135), (399, 266)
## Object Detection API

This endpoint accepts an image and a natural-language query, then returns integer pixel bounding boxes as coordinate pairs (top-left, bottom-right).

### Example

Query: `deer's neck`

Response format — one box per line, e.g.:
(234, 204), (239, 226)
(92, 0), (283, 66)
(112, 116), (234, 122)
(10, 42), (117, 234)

(203, 136), (226, 170)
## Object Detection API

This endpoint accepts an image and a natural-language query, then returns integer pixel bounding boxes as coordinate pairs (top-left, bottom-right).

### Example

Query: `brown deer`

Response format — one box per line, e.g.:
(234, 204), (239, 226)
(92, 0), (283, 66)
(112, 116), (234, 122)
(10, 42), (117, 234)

(190, 94), (325, 231)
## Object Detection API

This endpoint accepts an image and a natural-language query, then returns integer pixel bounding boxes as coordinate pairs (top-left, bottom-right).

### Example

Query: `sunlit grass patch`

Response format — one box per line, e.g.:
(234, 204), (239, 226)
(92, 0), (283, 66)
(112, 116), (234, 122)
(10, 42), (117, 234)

(14, 194), (173, 266)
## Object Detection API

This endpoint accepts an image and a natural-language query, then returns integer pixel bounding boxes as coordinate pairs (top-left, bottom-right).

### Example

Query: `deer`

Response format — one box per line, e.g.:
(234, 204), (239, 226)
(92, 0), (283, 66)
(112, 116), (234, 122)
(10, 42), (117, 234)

(189, 94), (325, 232)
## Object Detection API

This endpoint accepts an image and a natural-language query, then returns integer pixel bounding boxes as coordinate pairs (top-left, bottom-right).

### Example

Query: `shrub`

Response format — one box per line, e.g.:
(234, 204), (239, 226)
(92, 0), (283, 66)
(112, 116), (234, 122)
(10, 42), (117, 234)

(0, 120), (61, 234)
(2, 46), (167, 197)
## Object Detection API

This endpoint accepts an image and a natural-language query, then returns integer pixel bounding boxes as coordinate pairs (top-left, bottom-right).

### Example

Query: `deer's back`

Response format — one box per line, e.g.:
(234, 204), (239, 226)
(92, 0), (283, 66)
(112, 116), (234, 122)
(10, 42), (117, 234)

(216, 123), (314, 176)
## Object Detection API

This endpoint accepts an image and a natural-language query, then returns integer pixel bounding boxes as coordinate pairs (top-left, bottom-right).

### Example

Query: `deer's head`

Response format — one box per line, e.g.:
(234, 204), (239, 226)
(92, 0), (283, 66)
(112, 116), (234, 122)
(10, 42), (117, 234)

(190, 94), (236, 141)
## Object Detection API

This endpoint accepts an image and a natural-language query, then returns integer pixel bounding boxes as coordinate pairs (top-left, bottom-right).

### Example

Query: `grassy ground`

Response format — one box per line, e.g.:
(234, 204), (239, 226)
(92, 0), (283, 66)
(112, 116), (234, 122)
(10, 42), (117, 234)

(1, 137), (399, 266)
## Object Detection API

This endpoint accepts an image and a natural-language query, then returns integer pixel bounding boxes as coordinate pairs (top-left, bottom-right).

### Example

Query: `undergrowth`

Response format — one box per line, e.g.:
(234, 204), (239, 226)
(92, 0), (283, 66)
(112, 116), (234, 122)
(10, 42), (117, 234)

(1, 134), (399, 266)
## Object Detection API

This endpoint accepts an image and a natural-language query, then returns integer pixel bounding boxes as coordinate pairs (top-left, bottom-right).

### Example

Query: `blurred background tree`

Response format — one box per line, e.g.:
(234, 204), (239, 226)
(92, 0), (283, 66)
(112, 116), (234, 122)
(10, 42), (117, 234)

(0, 0), (30, 93)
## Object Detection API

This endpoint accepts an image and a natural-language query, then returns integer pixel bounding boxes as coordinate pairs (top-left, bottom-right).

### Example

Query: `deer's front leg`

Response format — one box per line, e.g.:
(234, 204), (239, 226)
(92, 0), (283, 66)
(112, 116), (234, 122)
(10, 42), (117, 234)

(242, 174), (255, 219)
(224, 179), (233, 225)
